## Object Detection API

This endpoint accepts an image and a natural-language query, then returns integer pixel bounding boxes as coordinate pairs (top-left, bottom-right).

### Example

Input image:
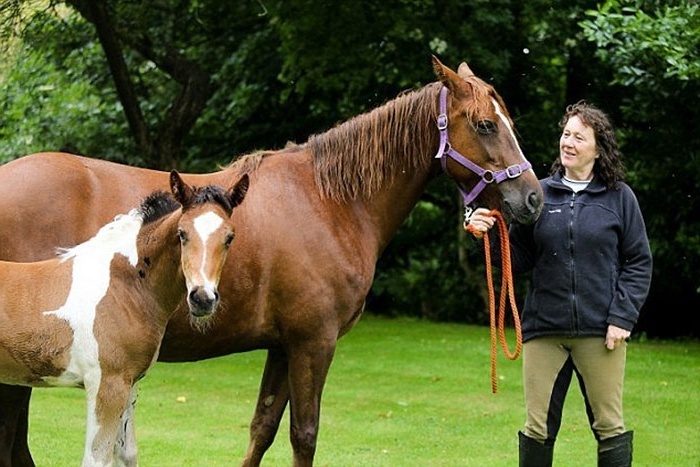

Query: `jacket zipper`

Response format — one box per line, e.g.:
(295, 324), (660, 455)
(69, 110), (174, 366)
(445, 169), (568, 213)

(569, 192), (578, 335)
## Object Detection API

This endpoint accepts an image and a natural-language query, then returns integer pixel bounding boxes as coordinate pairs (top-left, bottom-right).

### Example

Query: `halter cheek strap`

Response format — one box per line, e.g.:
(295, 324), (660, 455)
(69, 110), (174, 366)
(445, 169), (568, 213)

(433, 86), (531, 220)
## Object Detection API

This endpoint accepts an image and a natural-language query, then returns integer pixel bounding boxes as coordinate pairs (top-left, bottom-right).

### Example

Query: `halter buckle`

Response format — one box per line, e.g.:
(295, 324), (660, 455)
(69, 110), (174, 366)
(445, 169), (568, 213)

(437, 113), (448, 130)
(506, 164), (524, 179)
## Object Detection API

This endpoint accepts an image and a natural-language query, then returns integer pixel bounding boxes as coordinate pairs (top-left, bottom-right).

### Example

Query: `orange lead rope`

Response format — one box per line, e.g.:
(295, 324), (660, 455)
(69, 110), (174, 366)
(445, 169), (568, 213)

(465, 210), (522, 393)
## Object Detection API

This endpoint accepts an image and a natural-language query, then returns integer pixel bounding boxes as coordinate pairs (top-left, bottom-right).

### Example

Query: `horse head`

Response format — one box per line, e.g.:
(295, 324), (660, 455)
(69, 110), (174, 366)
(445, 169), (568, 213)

(431, 56), (543, 225)
(169, 170), (249, 322)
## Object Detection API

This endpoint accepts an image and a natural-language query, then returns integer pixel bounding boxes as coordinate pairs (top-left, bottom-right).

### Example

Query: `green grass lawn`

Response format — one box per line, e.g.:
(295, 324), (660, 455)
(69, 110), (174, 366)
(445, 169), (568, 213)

(28, 315), (700, 466)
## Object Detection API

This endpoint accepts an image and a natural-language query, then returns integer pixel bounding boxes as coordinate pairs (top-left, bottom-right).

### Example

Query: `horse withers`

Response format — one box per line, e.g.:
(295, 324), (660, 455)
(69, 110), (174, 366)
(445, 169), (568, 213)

(0, 56), (541, 467)
(0, 172), (248, 466)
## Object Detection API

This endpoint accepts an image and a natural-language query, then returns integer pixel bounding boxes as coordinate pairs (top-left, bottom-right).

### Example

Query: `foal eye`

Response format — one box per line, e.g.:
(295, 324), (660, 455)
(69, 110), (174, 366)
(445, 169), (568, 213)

(475, 120), (497, 135)
(177, 230), (189, 243)
(224, 233), (235, 248)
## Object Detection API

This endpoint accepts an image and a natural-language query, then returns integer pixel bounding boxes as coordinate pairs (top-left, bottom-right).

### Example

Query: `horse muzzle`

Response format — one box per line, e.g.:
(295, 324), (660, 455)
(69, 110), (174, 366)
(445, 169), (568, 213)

(187, 286), (220, 317)
(503, 188), (543, 225)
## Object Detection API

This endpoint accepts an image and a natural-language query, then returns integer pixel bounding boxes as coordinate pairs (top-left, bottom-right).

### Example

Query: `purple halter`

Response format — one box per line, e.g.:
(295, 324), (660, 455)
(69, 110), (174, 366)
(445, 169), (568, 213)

(433, 86), (531, 219)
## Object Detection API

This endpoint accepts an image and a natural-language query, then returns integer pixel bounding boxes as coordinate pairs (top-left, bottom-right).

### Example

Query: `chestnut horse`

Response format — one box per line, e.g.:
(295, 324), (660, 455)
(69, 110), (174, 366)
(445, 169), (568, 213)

(0, 57), (542, 466)
(0, 171), (248, 466)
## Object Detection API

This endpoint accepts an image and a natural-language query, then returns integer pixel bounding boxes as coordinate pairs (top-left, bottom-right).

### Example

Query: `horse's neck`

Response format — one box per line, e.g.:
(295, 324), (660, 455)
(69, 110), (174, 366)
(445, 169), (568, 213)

(136, 216), (185, 315)
(362, 161), (440, 251)
(306, 84), (441, 252)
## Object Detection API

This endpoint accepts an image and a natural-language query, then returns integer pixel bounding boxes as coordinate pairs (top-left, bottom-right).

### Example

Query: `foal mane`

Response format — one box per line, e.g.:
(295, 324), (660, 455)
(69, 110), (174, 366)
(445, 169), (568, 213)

(139, 184), (236, 226)
(140, 191), (180, 225)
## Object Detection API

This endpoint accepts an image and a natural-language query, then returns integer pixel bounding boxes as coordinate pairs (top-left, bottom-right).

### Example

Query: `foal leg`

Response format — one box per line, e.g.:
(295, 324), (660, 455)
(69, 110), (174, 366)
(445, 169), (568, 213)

(0, 385), (35, 467)
(241, 347), (290, 467)
(114, 385), (139, 466)
(83, 373), (133, 467)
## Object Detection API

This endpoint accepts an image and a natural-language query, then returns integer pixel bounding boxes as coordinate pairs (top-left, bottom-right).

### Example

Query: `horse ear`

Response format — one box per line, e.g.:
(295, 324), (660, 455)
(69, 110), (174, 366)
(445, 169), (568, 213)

(432, 55), (460, 92)
(227, 174), (249, 209)
(457, 62), (474, 79)
(431, 55), (447, 82)
(170, 170), (195, 206)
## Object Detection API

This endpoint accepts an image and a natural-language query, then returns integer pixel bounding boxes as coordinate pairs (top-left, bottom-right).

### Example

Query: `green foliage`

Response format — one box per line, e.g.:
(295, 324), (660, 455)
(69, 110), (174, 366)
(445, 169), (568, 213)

(0, 10), (136, 163)
(1, 0), (699, 335)
(371, 181), (487, 323)
(581, 1), (700, 86)
(580, 0), (700, 336)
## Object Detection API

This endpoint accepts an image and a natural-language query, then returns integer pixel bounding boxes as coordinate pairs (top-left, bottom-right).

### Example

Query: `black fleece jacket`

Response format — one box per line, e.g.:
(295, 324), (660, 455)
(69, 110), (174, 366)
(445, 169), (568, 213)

(508, 172), (653, 342)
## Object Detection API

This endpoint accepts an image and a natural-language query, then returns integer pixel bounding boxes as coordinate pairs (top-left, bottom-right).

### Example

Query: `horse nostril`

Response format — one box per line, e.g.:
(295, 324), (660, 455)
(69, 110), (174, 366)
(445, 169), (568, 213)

(189, 289), (202, 306)
(528, 190), (543, 214)
(188, 288), (219, 316)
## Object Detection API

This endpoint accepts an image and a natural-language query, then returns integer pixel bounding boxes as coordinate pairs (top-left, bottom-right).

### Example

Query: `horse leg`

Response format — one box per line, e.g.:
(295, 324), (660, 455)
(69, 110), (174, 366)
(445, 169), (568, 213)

(241, 347), (290, 467)
(0, 385), (35, 467)
(114, 385), (139, 466)
(286, 337), (337, 467)
(83, 373), (132, 467)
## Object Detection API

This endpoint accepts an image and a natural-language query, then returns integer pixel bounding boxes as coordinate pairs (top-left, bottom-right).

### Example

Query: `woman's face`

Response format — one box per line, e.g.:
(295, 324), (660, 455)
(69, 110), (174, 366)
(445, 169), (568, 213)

(559, 115), (598, 181)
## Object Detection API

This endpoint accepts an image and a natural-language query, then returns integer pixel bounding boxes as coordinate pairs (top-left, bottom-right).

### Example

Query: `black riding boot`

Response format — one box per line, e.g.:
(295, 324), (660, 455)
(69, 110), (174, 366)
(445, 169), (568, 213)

(519, 431), (554, 467)
(598, 431), (633, 467)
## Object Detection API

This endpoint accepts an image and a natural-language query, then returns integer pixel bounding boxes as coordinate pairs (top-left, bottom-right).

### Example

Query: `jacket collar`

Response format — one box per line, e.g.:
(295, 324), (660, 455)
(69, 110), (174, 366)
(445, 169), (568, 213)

(547, 171), (607, 194)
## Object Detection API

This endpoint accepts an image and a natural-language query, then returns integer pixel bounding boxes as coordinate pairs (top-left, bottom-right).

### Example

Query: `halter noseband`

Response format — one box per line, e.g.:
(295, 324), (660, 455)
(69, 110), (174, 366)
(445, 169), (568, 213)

(433, 86), (531, 221)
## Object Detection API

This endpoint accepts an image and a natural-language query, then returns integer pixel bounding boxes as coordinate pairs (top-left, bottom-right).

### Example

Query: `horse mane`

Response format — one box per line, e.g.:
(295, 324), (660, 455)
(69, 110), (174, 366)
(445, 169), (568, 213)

(139, 184), (237, 224)
(140, 191), (180, 225)
(188, 184), (238, 212)
(221, 75), (499, 202)
(308, 82), (442, 201)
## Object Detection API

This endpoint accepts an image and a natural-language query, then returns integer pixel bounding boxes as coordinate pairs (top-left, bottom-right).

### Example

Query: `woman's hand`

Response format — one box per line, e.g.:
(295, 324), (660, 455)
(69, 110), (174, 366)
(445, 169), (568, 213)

(605, 325), (631, 350)
(466, 208), (496, 238)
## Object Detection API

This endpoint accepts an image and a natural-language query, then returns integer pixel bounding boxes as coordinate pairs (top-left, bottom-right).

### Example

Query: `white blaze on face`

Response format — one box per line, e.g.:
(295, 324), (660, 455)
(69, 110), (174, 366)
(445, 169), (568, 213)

(189, 211), (225, 295)
(42, 211), (142, 388)
(492, 98), (529, 165)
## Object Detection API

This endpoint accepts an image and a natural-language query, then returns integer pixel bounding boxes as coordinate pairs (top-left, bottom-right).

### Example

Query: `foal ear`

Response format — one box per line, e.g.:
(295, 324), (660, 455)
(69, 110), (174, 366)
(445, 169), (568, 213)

(227, 174), (249, 209)
(170, 170), (195, 206)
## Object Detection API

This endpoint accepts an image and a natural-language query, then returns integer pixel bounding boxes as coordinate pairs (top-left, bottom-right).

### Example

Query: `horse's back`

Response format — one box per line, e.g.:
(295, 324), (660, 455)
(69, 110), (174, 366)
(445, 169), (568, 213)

(0, 152), (166, 262)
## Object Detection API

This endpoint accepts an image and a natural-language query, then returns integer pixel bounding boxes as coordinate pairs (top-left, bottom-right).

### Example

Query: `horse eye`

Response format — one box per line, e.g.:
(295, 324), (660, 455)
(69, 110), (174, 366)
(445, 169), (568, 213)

(475, 120), (497, 135)
(177, 229), (189, 243)
(224, 233), (235, 248)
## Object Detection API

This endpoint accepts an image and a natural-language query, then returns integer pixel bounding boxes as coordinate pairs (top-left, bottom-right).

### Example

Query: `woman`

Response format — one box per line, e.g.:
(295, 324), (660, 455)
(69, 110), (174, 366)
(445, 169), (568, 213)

(469, 101), (652, 466)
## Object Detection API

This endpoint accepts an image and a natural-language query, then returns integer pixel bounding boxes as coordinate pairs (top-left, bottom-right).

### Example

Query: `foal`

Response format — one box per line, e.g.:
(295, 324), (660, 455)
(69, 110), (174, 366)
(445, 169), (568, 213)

(0, 171), (248, 466)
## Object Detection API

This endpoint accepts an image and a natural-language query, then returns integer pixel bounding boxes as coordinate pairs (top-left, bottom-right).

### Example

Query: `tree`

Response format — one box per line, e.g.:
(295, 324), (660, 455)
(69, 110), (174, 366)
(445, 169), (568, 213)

(580, 0), (700, 337)
(1, 0), (698, 336)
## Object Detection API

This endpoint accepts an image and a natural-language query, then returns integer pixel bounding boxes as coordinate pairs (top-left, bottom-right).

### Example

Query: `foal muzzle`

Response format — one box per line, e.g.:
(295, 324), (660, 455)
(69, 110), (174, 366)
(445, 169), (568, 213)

(187, 286), (220, 317)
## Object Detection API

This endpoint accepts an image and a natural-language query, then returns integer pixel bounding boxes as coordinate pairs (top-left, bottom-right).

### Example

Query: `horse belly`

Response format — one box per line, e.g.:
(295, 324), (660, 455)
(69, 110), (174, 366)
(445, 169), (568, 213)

(0, 326), (74, 387)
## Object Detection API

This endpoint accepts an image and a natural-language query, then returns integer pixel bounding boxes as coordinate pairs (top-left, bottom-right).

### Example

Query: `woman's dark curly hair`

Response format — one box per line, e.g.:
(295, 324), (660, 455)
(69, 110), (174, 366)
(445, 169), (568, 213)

(549, 101), (625, 190)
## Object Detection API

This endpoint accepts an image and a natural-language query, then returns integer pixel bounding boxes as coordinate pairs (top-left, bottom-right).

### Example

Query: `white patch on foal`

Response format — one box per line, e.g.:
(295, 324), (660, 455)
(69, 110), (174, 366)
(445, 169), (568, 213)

(190, 211), (225, 295)
(42, 210), (143, 387)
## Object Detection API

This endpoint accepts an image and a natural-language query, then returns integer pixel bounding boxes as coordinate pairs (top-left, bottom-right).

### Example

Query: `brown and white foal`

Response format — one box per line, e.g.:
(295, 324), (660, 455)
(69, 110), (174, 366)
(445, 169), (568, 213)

(0, 171), (248, 466)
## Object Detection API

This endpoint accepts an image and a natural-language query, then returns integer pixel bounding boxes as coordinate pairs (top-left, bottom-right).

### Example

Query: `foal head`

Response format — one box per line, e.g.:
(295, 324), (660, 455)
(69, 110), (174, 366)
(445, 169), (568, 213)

(169, 171), (249, 323)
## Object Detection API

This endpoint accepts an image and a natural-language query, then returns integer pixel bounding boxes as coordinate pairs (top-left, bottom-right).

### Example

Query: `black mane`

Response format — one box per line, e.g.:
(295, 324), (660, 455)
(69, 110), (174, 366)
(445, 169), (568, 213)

(139, 191), (180, 224)
(189, 185), (235, 212)
(139, 185), (233, 225)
